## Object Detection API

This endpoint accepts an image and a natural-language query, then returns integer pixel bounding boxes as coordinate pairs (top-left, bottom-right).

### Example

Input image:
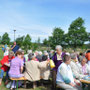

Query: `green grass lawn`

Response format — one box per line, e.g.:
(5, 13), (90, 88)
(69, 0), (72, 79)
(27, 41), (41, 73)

(0, 48), (50, 90)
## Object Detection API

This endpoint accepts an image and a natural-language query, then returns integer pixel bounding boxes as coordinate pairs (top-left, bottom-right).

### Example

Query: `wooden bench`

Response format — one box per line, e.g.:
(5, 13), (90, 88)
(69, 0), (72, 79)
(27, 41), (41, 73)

(10, 77), (27, 90)
(56, 85), (64, 90)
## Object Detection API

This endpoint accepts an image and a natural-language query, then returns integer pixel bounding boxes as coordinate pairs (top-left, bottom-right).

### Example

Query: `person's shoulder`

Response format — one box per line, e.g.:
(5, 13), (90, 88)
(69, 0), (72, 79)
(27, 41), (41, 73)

(54, 53), (57, 55)
(25, 61), (30, 64)
(12, 57), (17, 60)
(86, 64), (89, 67)
(77, 63), (81, 67)
(70, 61), (75, 65)
(60, 63), (66, 68)
(40, 61), (46, 64)
(52, 53), (57, 57)
(5, 55), (9, 59)
(4, 55), (8, 58)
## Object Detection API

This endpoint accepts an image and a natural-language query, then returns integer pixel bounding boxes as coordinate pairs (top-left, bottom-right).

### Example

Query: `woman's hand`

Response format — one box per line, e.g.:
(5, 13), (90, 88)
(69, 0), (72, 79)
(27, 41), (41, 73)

(21, 66), (23, 73)
(46, 59), (50, 64)
(69, 83), (76, 87)
(74, 79), (80, 86)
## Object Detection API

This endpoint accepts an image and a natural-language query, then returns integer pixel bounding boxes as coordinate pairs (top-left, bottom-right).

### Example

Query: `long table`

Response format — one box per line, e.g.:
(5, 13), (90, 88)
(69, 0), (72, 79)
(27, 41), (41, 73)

(80, 79), (90, 84)
(80, 79), (90, 90)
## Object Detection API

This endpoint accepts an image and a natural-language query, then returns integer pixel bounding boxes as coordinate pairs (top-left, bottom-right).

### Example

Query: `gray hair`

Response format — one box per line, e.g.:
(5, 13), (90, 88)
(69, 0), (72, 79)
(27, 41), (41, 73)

(63, 54), (71, 62)
(18, 50), (24, 53)
(56, 45), (62, 50)
(8, 51), (14, 56)
(21, 50), (24, 53)
(70, 53), (77, 59)
(28, 53), (36, 60)
(27, 50), (32, 54)
(79, 56), (87, 62)
(38, 51), (42, 55)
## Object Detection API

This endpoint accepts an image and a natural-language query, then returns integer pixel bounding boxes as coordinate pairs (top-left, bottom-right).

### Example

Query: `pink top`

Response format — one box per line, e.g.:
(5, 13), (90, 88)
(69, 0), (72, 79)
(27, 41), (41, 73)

(82, 65), (86, 75)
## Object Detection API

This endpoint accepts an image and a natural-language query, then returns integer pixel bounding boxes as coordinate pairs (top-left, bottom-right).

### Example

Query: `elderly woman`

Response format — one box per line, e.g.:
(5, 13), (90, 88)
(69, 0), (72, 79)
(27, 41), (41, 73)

(70, 53), (86, 80)
(40, 55), (51, 80)
(9, 51), (24, 89)
(78, 56), (90, 76)
(36, 51), (42, 62)
(56, 54), (82, 90)
(0, 51), (14, 85)
(24, 53), (49, 89)
(52, 45), (65, 89)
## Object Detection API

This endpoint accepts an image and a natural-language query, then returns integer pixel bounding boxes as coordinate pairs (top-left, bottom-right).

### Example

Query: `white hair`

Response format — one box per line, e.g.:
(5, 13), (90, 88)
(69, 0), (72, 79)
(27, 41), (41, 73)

(34, 50), (39, 56)
(18, 48), (22, 51)
(28, 50), (32, 54)
(56, 45), (62, 50)
(66, 52), (70, 56)
(43, 51), (48, 55)
(30, 53), (36, 60)
(50, 50), (54, 53)
(79, 56), (87, 62)
(35, 50), (39, 53)
(38, 51), (42, 55)
(43, 51), (47, 53)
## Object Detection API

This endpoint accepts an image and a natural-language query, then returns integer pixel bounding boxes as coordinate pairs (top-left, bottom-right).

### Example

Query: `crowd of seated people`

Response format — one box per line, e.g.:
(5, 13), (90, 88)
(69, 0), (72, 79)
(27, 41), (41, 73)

(0, 44), (90, 90)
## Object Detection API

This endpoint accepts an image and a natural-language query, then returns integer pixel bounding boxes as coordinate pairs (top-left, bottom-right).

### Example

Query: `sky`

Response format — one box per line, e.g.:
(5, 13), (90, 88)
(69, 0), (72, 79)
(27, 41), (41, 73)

(0, 0), (90, 42)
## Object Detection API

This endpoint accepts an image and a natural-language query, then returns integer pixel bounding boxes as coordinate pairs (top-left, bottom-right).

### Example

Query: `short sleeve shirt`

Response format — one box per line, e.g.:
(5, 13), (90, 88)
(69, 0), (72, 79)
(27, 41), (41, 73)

(9, 57), (23, 75)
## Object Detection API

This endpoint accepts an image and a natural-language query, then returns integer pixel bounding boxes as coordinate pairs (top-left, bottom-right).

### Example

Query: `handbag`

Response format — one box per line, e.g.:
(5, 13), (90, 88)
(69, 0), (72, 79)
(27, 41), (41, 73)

(50, 59), (55, 69)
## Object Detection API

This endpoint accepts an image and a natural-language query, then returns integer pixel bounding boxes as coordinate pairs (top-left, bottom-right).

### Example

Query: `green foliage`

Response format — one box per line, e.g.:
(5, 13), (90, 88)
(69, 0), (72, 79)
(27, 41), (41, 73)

(16, 36), (24, 47)
(43, 38), (49, 46)
(0, 36), (2, 44)
(68, 17), (88, 48)
(31, 43), (38, 51)
(48, 27), (65, 49)
(88, 32), (90, 42)
(1, 32), (10, 45)
(23, 34), (32, 51)
(37, 37), (41, 44)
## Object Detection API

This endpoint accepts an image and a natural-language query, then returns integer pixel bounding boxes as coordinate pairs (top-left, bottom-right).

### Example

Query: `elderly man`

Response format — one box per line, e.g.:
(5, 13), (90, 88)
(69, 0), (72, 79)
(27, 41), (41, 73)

(0, 51), (15, 85)
(36, 51), (42, 62)
(52, 45), (65, 89)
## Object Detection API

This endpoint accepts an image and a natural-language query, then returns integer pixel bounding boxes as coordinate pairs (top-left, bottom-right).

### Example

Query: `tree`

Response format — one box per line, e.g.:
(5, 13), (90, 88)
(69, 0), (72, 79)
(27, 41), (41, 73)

(16, 36), (24, 47)
(23, 34), (32, 52)
(0, 36), (2, 44)
(37, 37), (41, 44)
(68, 17), (88, 48)
(31, 42), (38, 51)
(88, 32), (90, 44)
(1, 32), (10, 45)
(43, 38), (49, 46)
(49, 27), (65, 49)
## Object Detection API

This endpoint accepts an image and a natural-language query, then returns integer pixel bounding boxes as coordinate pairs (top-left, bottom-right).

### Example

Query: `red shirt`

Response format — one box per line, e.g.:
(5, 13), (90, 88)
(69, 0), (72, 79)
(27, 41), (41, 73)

(0, 55), (15, 71)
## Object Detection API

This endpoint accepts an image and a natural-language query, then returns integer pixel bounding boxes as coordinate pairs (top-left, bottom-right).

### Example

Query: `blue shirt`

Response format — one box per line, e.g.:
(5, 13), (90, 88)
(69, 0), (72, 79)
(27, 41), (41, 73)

(11, 45), (19, 53)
